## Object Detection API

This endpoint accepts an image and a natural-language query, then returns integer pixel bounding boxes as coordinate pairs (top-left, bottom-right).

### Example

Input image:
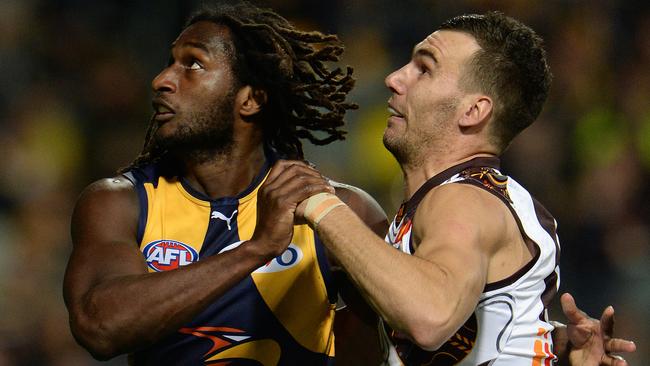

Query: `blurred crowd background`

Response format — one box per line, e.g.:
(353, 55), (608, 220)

(0, 0), (647, 364)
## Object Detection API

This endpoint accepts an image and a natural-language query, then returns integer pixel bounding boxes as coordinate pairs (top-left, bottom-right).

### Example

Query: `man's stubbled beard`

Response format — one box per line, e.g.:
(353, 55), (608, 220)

(154, 88), (237, 165)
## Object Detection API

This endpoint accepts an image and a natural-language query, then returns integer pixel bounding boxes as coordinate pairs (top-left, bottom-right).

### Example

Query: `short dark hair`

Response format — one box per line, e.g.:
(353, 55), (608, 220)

(124, 1), (356, 173)
(440, 11), (552, 152)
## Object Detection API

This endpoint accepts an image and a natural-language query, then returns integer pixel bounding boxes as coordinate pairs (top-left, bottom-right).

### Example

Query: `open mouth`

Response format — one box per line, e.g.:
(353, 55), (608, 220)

(152, 100), (176, 121)
(387, 104), (405, 119)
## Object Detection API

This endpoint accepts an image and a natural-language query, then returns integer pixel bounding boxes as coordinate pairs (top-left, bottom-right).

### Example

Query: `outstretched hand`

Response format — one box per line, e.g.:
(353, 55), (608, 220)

(560, 293), (636, 366)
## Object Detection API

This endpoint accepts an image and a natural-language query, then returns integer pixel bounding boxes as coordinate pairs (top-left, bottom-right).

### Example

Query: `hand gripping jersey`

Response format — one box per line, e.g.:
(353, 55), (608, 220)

(123, 154), (337, 365)
(380, 157), (560, 366)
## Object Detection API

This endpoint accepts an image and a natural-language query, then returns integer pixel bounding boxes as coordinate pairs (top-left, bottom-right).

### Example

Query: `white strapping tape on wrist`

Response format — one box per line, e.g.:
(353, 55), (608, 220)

(303, 192), (345, 225)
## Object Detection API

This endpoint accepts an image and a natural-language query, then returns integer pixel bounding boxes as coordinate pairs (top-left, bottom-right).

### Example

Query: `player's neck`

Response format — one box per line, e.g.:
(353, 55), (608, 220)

(182, 142), (266, 199)
(401, 151), (497, 200)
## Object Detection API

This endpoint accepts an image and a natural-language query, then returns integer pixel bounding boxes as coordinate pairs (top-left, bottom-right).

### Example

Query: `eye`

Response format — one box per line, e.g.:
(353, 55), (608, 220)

(417, 63), (429, 76)
(188, 60), (203, 70)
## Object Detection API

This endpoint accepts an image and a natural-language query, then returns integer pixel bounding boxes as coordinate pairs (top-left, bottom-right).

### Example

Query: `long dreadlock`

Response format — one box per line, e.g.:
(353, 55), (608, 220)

(122, 1), (357, 173)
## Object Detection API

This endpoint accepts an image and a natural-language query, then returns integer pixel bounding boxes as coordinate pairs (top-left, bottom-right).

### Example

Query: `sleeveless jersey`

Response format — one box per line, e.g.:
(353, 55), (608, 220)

(380, 157), (560, 366)
(123, 154), (337, 365)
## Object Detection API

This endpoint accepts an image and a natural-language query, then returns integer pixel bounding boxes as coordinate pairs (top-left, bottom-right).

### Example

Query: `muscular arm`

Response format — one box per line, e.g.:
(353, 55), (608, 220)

(64, 162), (331, 360)
(310, 184), (512, 350)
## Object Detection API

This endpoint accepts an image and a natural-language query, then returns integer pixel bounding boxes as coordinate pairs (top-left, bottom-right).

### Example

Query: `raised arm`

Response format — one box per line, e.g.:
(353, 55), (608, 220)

(63, 162), (330, 360)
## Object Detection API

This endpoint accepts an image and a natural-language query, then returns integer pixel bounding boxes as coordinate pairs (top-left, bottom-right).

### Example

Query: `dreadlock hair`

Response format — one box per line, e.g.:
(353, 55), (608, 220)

(122, 0), (356, 174)
(440, 12), (552, 153)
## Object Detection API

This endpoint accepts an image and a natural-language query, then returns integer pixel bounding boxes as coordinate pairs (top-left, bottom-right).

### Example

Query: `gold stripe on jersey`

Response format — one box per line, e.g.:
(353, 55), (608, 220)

(206, 339), (281, 365)
(236, 181), (336, 356)
(141, 177), (210, 257)
(141, 171), (336, 357)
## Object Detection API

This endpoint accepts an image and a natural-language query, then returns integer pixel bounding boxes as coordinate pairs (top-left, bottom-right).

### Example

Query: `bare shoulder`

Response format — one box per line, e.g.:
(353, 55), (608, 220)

(78, 176), (136, 200)
(72, 176), (139, 247)
(412, 183), (510, 253)
(65, 176), (144, 300)
(75, 176), (137, 212)
(331, 180), (388, 236)
(418, 182), (506, 217)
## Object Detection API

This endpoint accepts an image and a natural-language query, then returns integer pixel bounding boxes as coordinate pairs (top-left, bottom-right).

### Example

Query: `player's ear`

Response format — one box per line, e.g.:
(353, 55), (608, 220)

(459, 95), (492, 128)
(237, 86), (267, 117)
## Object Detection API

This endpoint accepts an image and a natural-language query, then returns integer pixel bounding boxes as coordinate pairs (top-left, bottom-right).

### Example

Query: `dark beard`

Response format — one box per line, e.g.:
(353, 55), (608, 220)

(154, 90), (236, 165)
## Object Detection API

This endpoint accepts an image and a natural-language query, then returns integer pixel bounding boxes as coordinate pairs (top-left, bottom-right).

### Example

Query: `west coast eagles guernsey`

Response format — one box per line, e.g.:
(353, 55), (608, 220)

(380, 157), (560, 366)
(123, 154), (337, 365)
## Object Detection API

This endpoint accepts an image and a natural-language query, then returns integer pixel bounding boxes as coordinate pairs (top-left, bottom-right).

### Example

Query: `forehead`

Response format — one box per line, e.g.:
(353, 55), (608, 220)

(173, 20), (234, 55)
(414, 29), (480, 62)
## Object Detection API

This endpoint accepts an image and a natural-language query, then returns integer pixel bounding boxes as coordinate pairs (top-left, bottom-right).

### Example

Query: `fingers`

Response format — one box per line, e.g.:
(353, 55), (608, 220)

(606, 338), (637, 353)
(561, 292), (587, 324)
(269, 161), (332, 192)
(600, 305), (615, 337)
(264, 160), (333, 199)
(265, 160), (321, 185)
(600, 306), (635, 366)
(601, 354), (628, 366)
(264, 160), (302, 185)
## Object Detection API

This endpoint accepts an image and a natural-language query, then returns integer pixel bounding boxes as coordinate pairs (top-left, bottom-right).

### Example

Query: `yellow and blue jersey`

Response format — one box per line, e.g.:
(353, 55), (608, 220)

(124, 152), (337, 365)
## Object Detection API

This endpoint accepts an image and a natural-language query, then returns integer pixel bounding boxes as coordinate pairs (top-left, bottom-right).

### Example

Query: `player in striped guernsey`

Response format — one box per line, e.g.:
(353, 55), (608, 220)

(270, 11), (636, 366)
(63, 1), (386, 364)
(63, 2), (633, 364)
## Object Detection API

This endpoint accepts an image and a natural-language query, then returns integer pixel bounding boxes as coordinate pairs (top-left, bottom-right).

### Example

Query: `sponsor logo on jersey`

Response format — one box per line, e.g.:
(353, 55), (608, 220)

(143, 240), (199, 272)
(218, 241), (303, 273)
(211, 209), (237, 230)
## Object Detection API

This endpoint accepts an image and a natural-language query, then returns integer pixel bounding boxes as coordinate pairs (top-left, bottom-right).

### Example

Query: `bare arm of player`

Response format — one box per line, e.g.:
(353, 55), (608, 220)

(308, 183), (519, 350)
(330, 182), (388, 366)
(63, 161), (331, 360)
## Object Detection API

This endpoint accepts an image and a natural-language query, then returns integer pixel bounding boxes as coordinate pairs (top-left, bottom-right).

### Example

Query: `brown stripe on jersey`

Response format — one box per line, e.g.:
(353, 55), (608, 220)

(541, 270), (559, 310)
(457, 178), (541, 292)
(402, 157), (500, 220)
(532, 197), (561, 266)
(456, 177), (536, 257)
(484, 248), (540, 292)
(531, 197), (560, 310)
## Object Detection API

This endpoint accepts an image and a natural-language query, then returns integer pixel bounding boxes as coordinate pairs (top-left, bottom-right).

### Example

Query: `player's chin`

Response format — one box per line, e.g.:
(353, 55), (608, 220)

(155, 119), (182, 138)
(383, 129), (404, 150)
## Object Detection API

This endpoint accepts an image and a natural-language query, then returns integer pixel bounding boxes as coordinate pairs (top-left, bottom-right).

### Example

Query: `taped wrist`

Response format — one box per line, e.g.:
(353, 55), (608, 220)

(303, 193), (345, 225)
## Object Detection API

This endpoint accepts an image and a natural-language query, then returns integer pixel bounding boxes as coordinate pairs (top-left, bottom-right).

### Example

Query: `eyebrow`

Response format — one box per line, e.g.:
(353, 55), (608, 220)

(170, 41), (210, 54)
(413, 47), (437, 62)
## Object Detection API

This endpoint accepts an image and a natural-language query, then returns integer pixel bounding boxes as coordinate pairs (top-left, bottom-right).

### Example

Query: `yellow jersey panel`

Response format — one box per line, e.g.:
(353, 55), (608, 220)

(140, 178), (210, 271)
(124, 158), (337, 366)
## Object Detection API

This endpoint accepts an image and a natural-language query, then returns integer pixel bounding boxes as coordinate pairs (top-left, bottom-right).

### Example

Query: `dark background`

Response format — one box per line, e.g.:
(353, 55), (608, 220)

(0, 0), (647, 364)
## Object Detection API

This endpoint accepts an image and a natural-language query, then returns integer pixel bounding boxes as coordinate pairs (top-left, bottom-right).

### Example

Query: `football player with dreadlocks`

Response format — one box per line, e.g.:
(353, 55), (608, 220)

(64, 2), (635, 365)
(63, 1), (385, 364)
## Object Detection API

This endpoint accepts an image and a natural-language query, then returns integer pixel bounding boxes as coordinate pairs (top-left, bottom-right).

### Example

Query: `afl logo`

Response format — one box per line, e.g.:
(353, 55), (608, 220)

(143, 240), (199, 272)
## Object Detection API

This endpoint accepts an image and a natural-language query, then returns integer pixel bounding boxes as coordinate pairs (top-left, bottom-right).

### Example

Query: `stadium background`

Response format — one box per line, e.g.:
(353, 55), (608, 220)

(0, 0), (647, 364)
